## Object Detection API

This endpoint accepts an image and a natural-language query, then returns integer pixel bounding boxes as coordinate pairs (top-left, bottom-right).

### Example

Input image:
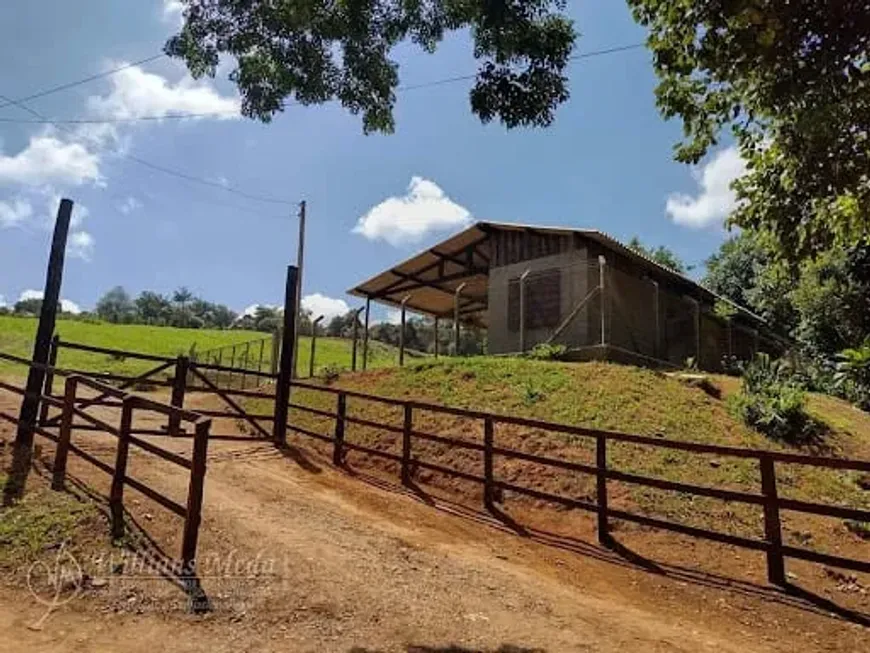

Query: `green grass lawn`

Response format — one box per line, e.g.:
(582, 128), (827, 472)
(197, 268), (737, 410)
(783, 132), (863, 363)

(0, 315), (402, 378)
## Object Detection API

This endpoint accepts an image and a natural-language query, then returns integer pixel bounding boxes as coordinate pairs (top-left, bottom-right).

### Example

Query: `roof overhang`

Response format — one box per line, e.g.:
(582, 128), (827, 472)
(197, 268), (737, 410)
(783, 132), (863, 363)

(348, 221), (771, 329)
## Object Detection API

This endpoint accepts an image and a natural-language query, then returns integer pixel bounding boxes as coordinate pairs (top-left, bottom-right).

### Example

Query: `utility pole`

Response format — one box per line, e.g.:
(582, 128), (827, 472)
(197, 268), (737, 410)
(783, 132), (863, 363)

(293, 200), (306, 378)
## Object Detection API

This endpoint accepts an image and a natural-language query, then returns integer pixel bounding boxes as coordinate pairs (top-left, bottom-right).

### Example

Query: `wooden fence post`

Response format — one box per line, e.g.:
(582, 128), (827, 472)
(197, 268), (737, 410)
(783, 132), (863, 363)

(333, 392), (346, 466)
(401, 404), (413, 485)
(760, 453), (786, 585)
(10, 199), (73, 502)
(51, 376), (77, 491)
(273, 266), (298, 447)
(257, 339), (265, 376)
(181, 418), (210, 583)
(484, 417), (495, 510)
(39, 335), (60, 425)
(168, 355), (189, 436)
(110, 398), (134, 540)
(596, 434), (610, 545)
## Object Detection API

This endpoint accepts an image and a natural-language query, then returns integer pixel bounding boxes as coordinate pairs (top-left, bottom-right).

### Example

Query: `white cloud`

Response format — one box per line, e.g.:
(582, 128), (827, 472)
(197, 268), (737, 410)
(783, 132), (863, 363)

(384, 309), (402, 325)
(118, 196), (142, 214)
(161, 0), (184, 27)
(666, 146), (747, 228)
(0, 295), (6, 308)
(0, 134), (102, 187)
(68, 231), (95, 261)
(0, 197), (34, 227)
(87, 64), (239, 121)
(353, 176), (472, 246)
(301, 294), (350, 321)
(17, 289), (82, 314)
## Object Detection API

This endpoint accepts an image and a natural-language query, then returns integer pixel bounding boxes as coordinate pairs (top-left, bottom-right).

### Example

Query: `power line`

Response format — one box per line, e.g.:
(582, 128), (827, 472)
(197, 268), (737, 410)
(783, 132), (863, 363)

(0, 91), (297, 207)
(0, 54), (167, 112)
(0, 43), (645, 125)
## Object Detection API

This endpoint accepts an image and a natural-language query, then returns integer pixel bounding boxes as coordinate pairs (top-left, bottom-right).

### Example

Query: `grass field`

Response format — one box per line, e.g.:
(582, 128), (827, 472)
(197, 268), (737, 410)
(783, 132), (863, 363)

(0, 315), (403, 377)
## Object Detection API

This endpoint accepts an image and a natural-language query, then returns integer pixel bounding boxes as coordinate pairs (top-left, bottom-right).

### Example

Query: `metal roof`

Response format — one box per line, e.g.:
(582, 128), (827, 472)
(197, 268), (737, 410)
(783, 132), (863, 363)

(348, 221), (769, 327)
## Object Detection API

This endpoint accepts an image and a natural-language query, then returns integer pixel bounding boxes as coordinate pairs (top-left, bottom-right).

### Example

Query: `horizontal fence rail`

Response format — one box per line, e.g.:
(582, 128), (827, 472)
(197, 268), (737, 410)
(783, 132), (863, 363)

(0, 361), (211, 581)
(280, 380), (870, 582)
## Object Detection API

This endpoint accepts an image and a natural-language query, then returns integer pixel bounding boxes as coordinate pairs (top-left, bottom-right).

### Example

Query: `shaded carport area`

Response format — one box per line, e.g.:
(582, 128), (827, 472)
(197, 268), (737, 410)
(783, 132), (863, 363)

(348, 223), (493, 363)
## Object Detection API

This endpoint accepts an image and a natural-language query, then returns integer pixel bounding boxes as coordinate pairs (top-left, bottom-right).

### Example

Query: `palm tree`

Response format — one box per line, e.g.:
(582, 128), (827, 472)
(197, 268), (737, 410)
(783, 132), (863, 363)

(173, 287), (194, 327)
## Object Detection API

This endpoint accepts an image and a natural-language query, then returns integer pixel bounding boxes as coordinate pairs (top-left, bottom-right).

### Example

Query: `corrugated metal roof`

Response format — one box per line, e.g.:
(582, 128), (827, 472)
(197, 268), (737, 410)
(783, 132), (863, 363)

(348, 221), (769, 327)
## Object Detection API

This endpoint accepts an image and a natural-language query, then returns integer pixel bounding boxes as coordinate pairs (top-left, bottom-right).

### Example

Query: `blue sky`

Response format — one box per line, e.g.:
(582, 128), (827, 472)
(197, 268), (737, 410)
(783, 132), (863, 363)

(0, 1), (743, 322)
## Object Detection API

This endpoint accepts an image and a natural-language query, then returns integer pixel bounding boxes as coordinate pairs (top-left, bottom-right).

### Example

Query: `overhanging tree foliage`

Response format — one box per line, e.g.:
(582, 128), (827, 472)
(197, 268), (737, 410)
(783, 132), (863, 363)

(628, 1), (870, 261)
(165, 0), (576, 132)
(627, 236), (687, 273)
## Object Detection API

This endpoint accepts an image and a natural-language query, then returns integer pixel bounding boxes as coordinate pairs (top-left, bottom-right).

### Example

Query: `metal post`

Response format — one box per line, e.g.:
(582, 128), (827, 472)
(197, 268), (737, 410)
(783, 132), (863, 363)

(309, 315), (324, 378)
(760, 453), (786, 585)
(351, 307), (364, 371)
(39, 334), (60, 425)
(519, 269), (531, 353)
(12, 199), (73, 493)
(271, 330), (280, 375)
(688, 297), (701, 365)
(257, 338), (265, 376)
(399, 295), (411, 366)
(434, 317), (440, 358)
(598, 255), (607, 346)
(293, 200), (306, 379)
(650, 279), (660, 360)
(228, 345), (236, 387)
(454, 282), (467, 356)
(273, 266), (298, 447)
(596, 434), (610, 545)
(362, 297), (371, 370)
(168, 356), (189, 436)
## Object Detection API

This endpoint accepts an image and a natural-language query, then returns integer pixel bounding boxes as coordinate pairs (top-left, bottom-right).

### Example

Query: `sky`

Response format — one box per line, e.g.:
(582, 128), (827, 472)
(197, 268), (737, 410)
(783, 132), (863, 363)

(0, 1), (744, 322)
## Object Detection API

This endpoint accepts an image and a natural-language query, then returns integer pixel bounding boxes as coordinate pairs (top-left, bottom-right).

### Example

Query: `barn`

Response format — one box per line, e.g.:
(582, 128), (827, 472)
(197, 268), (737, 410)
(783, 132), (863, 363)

(349, 222), (784, 370)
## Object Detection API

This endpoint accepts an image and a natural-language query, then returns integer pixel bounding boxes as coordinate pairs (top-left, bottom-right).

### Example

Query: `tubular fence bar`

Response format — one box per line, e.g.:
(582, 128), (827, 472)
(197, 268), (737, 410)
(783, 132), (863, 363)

(283, 378), (870, 582)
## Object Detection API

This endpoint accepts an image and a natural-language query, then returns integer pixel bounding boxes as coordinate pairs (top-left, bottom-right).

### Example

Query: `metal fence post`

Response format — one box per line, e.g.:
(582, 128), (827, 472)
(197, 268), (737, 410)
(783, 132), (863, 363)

(110, 398), (135, 540)
(760, 453), (786, 585)
(310, 315), (324, 377)
(333, 392), (346, 466)
(181, 418), (211, 584)
(596, 434), (610, 545)
(51, 376), (77, 490)
(484, 417), (495, 510)
(454, 283), (467, 356)
(351, 307), (364, 372)
(168, 355), (189, 436)
(399, 295), (411, 366)
(273, 266), (298, 447)
(401, 404), (413, 485)
(39, 334), (60, 425)
(271, 330), (281, 376)
(519, 269), (530, 353)
(598, 255), (607, 346)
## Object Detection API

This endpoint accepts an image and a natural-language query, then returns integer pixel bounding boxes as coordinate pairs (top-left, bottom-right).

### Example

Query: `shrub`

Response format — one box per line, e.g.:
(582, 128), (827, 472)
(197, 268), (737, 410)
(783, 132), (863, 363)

(525, 343), (567, 361)
(321, 363), (342, 384)
(730, 353), (814, 443)
(834, 339), (870, 410)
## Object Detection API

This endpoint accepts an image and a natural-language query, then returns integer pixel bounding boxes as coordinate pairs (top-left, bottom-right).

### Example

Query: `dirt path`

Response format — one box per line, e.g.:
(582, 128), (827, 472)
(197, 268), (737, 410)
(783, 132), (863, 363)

(1, 390), (867, 652)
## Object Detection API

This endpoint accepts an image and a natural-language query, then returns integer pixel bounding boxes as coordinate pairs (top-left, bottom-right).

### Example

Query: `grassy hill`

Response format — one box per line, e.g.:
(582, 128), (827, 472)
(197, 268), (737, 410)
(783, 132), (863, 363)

(281, 357), (870, 555)
(0, 315), (402, 377)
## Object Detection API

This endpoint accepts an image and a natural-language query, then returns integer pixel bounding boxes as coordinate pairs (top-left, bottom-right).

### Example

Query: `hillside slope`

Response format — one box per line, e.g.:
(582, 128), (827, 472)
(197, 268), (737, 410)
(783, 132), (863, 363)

(284, 358), (870, 571)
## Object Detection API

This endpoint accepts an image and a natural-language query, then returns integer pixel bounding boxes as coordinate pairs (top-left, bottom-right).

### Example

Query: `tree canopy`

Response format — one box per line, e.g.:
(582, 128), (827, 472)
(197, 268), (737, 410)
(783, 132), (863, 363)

(627, 236), (687, 273)
(165, 0), (576, 133)
(628, 1), (870, 261)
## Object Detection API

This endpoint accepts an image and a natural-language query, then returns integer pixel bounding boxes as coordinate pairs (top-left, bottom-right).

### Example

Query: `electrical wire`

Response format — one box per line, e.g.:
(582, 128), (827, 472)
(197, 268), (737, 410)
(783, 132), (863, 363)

(0, 43), (645, 125)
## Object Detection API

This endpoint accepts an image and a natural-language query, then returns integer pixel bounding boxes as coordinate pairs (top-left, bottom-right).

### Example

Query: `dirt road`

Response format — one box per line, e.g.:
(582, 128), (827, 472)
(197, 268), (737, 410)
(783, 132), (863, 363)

(1, 390), (866, 652)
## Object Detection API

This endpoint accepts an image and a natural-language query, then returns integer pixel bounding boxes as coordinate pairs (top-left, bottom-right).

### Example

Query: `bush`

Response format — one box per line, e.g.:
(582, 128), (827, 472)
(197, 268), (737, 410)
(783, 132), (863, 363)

(834, 340), (870, 410)
(730, 353), (814, 443)
(525, 343), (567, 361)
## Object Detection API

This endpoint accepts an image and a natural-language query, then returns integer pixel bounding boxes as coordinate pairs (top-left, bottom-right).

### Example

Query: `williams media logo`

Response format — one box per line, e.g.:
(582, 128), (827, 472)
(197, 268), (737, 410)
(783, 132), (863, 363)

(26, 544), (83, 630)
